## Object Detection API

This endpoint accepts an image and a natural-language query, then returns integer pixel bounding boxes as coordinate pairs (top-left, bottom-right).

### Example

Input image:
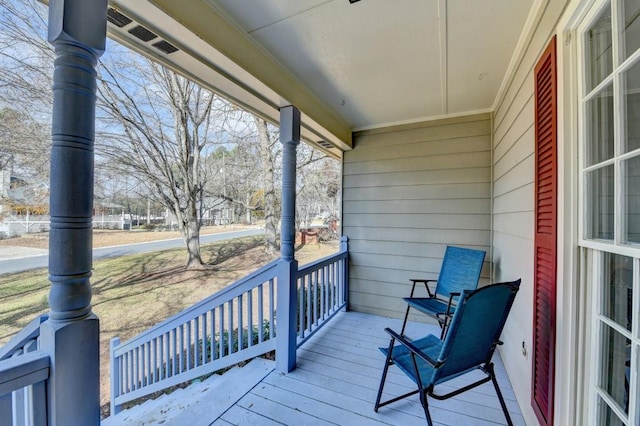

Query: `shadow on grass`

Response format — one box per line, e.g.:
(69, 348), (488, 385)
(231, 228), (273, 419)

(204, 236), (264, 268)
(1, 236), (268, 345)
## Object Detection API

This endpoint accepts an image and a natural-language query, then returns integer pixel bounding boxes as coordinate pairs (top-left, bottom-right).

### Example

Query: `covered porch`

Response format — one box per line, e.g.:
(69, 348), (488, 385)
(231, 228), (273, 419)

(0, 0), (573, 425)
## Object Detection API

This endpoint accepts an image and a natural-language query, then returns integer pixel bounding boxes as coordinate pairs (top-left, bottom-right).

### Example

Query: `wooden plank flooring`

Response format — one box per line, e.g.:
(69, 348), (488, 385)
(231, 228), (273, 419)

(214, 311), (526, 425)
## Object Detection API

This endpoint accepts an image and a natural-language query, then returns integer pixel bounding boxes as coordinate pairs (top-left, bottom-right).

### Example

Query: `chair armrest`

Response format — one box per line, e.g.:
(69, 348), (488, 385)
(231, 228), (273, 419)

(408, 279), (437, 298)
(384, 327), (443, 368)
(445, 292), (461, 315)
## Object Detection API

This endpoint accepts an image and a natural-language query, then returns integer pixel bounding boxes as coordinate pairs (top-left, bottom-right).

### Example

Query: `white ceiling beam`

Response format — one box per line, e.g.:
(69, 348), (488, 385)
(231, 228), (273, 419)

(438, 0), (448, 116)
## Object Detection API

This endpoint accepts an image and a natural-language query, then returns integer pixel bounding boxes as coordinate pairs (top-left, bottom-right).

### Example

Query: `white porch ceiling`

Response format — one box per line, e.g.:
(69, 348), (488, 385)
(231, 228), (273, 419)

(107, 0), (535, 152)
(207, 0), (533, 131)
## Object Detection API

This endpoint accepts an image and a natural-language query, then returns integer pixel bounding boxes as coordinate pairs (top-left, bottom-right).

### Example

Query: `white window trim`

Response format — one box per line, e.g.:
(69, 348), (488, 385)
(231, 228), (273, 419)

(560, 0), (640, 424)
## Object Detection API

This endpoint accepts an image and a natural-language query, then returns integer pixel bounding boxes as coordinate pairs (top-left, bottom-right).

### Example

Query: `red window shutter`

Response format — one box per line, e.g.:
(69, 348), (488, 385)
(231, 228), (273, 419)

(532, 36), (557, 426)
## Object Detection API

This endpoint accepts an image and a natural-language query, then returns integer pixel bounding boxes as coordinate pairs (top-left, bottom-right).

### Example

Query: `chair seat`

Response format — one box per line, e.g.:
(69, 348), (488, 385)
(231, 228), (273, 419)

(379, 334), (442, 388)
(403, 297), (455, 318)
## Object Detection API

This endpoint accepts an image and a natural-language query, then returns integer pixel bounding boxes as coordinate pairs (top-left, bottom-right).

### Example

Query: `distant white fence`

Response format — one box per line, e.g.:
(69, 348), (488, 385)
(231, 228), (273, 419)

(0, 214), (126, 237)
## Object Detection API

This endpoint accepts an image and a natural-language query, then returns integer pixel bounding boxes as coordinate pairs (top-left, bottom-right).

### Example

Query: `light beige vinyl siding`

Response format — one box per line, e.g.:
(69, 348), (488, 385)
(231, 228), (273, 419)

(491, 1), (570, 425)
(343, 113), (492, 319)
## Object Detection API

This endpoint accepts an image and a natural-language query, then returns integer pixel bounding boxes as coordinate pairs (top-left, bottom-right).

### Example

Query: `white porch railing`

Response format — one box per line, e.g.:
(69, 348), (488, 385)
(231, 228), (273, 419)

(109, 237), (349, 415)
(296, 248), (348, 347)
(109, 260), (279, 414)
(0, 315), (50, 426)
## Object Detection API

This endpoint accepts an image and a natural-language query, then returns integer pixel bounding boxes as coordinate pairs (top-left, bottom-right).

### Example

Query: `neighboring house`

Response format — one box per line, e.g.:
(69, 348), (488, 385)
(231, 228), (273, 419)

(0, 170), (49, 216)
(2, 1), (636, 425)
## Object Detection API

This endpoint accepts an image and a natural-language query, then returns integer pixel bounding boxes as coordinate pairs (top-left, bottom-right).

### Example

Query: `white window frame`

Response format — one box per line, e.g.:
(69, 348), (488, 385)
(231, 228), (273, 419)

(575, 0), (640, 424)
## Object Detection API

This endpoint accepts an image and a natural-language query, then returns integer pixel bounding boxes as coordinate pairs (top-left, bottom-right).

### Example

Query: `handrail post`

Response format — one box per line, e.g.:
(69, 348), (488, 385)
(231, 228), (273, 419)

(40, 1), (107, 424)
(341, 236), (349, 312)
(110, 337), (121, 416)
(276, 106), (300, 373)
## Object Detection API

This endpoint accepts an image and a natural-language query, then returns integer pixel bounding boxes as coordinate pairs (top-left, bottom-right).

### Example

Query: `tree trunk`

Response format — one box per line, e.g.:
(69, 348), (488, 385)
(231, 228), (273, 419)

(255, 118), (277, 255)
(181, 217), (204, 269)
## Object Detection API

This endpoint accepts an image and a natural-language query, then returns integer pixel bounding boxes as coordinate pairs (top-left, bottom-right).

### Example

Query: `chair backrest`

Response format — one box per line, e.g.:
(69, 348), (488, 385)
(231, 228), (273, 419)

(431, 279), (521, 385)
(436, 246), (486, 296)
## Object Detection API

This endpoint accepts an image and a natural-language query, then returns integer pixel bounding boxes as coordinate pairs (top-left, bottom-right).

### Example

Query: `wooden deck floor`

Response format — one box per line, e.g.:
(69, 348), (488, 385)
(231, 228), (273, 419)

(212, 311), (526, 426)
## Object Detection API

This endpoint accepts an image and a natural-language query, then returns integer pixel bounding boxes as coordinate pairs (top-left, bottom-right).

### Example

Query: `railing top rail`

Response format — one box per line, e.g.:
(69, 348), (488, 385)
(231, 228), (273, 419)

(114, 260), (279, 354)
(297, 249), (347, 276)
(0, 350), (50, 397)
(0, 314), (48, 361)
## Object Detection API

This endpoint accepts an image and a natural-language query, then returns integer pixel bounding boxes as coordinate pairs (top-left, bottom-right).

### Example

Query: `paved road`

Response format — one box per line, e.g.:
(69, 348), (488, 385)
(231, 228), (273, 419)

(0, 228), (263, 275)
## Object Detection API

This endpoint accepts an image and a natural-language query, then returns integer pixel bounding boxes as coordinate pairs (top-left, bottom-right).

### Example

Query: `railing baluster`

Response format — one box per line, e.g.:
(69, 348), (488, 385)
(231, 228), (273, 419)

(337, 261), (343, 304)
(145, 342), (151, 386)
(269, 278), (275, 339)
(179, 325), (185, 374)
(318, 267), (327, 320)
(210, 309), (216, 361)
(123, 352), (129, 393)
(119, 352), (124, 394)
(135, 347), (140, 389)
(219, 304), (225, 357)
(307, 271), (318, 332)
(152, 339), (157, 384)
(158, 334), (164, 381)
(171, 329), (177, 377)
(132, 349), (137, 391)
(336, 259), (340, 307)
(238, 294), (244, 351)
(228, 300), (234, 354)
(258, 284), (264, 343)
(328, 264), (333, 314)
(298, 275), (304, 337)
(201, 313), (207, 365)
(247, 290), (253, 348)
(186, 321), (192, 371)
(167, 328), (176, 377)
(193, 318), (198, 368)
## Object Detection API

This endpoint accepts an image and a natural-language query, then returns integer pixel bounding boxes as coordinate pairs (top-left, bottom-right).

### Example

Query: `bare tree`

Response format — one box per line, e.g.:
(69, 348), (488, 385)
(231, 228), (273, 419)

(255, 117), (279, 254)
(0, 0), (52, 180)
(0, 108), (50, 178)
(96, 55), (235, 269)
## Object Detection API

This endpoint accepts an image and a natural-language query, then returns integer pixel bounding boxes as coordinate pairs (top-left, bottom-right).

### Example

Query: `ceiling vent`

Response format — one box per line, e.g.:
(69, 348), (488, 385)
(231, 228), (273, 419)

(107, 8), (132, 28)
(317, 140), (333, 149)
(152, 40), (179, 55)
(128, 25), (158, 42)
(105, 7), (180, 56)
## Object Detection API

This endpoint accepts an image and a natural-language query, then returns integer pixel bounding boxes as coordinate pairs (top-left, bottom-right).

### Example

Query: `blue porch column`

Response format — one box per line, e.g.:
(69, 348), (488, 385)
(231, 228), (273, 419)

(276, 106), (300, 373)
(39, 1), (107, 424)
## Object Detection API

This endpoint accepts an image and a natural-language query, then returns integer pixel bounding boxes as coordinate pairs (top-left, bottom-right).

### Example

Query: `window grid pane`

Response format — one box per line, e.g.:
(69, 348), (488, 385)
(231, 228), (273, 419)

(622, 0), (640, 61)
(587, 83), (615, 166)
(624, 60), (640, 154)
(587, 164), (615, 240)
(599, 323), (631, 415)
(587, 5), (613, 92)
(602, 253), (633, 331)
(597, 394), (626, 426)
(625, 155), (640, 243)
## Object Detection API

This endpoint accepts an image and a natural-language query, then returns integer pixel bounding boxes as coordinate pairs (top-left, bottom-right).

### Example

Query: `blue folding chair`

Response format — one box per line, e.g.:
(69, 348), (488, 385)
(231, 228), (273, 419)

(375, 279), (521, 426)
(401, 246), (486, 339)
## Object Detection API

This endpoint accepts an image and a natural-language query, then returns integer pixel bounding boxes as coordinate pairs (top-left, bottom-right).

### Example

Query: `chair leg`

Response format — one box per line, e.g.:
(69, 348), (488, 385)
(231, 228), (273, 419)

(487, 363), (514, 426)
(400, 304), (411, 336)
(374, 340), (395, 412)
(419, 389), (434, 426)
